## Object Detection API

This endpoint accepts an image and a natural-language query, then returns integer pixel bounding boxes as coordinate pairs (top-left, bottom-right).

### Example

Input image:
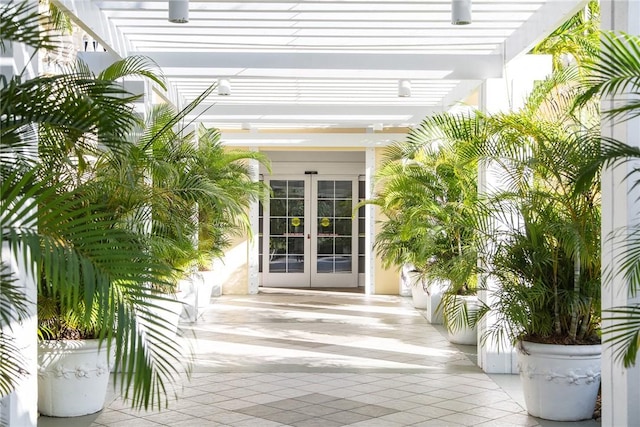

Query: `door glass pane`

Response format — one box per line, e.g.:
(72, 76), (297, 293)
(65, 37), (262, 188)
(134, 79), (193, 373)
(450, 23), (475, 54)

(335, 256), (352, 273)
(335, 181), (352, 198)
(271, 180), (287, 198)
(268, 180), (305, 274)
(270, 199), (286, 216)
(288, 181), (304, 198)
(335, 237), (352, 254)
(317, 237), (333, 254)
(288, 199), (304, 216)
(316, 180), (353, 274)
(287, 256), (304, 272)
(334, 219), (351, 236)
(270, 218), (286, 235)
(288, 217), (304, 235)
(317, 200), (334, 218)
(288, 237), (304, 254)
(335, 200), (352, 218)
(317, 181), (334, 198)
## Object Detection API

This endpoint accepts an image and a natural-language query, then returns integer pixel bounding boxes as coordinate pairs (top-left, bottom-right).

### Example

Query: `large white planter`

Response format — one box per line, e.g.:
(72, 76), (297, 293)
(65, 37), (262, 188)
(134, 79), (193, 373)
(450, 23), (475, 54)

(196, 270), (221, 306)
(425, 279), (448, 324)
(399, 264), (413, 297)
(517, 341), (601, 421)
(408, 270), (428, 309)
(38, 339), (112, 417)
(446, 295), (478, 345)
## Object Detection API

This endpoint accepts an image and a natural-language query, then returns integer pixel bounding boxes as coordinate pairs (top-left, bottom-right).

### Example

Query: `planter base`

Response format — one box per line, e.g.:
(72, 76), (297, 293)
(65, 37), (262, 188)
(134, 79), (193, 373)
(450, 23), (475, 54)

(38, 340), (112, 417)
(517, 341), (601, 421)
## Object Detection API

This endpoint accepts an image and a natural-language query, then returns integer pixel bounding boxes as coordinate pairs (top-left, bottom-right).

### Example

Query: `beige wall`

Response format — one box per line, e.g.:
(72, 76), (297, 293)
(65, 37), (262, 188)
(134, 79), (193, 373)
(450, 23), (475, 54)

(217, 234), (251, 295)
(372, 147), (400, 295)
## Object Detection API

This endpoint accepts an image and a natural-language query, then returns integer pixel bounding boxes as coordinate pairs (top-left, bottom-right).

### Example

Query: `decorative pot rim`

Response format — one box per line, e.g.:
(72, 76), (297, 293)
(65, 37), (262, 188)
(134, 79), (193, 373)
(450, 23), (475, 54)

(518, 340), (602, 356)
(39, 338), (112, 351)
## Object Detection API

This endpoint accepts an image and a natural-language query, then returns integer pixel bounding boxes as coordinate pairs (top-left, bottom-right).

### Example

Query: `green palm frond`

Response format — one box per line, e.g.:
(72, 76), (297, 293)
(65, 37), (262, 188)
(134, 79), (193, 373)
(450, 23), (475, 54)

(0, 263), (30, 397)
(2, 166), (188, 409)
(99, 55), (166, 91)
(603, 306), (640, 368)
(582, 31), (640, 120)
(0, 0), (55, 53)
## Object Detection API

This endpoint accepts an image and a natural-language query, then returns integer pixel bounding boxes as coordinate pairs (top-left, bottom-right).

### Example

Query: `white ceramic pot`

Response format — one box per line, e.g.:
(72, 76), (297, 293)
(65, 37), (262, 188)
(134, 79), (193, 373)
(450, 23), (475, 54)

(517, 341), (601, 421)
(38, 339), (112, 417)
(425, 279), (448, 324)
(408, 270), (428, 309)
(399, 264), (413, 297)
(197, 270), (221, 305)
(446, 295), (478, 345)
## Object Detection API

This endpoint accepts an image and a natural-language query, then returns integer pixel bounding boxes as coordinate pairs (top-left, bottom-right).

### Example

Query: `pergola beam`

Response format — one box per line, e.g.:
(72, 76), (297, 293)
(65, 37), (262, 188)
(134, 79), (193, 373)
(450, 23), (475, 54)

(139, 52), (504, 80)
(52, 0), (130, 58)
(189, 104), (438, 125)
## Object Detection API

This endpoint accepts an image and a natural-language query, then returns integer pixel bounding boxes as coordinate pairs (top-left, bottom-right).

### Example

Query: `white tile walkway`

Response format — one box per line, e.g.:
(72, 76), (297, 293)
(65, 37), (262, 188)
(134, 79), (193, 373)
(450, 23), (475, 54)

(38, 288), (601, 426)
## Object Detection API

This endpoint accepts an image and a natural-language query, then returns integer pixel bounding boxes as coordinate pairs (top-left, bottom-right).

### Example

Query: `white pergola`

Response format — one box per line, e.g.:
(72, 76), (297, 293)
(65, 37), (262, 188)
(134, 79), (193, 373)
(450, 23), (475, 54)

(54, 0), (586, 130)
(10, 2), (640, 427)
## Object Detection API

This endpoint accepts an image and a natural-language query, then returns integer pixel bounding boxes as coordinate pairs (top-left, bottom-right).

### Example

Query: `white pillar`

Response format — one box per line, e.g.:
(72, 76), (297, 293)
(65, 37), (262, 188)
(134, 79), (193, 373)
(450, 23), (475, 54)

(248, 150), (261, 295)
(0, 36), (39, 426)
(477, 55), (552, 374)
(601, 2), (640, 425)
(364, 147), (376, 295)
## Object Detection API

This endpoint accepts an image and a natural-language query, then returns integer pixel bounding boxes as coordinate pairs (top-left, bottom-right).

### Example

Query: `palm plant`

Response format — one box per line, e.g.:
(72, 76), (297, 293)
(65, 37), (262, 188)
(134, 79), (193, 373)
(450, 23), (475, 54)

(91, 105), (269, 284)
(0, 0), (216, 408)
(531, 0), (600, 70)
(578, 30), (640, 366)
(471, 67), (602, 347)
(193, 126), (270, 270)
(366, 115), (479, 330)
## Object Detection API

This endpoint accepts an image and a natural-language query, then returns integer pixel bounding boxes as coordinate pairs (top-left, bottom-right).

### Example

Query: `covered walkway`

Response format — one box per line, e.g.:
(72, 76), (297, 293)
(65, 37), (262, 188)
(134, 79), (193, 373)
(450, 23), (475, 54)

(39, 289), (599, 427)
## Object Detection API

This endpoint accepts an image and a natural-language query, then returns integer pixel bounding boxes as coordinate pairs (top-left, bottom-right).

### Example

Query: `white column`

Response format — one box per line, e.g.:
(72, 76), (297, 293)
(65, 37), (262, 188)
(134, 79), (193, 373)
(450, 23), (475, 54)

(247, 150), (261, 295)
(364, 147), (376, 295)
(601, 2), (640, 425)
(477, 55), (552, 374)
(0, 36), (38, 426)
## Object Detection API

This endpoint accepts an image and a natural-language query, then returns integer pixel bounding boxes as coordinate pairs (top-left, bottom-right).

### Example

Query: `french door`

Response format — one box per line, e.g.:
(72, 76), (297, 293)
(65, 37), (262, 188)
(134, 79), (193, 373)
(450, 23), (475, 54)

(261, 175), (358, 287)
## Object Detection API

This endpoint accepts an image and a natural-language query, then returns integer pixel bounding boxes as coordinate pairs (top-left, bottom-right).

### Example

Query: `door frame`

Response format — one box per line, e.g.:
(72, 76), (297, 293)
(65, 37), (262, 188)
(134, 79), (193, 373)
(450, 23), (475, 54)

(261, 174), (358, 288)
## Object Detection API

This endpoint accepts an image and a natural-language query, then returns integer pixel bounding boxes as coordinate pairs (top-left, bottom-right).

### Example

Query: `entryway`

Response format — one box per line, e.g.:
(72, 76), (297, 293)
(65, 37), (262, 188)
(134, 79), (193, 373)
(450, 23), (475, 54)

(257, 150), (367, 291)
(261, 175), (360, 288)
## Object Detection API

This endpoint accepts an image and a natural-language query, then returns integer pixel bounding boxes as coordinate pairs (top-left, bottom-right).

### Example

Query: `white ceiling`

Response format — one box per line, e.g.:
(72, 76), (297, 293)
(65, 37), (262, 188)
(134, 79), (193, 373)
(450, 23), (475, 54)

(57, 0), (586, 130)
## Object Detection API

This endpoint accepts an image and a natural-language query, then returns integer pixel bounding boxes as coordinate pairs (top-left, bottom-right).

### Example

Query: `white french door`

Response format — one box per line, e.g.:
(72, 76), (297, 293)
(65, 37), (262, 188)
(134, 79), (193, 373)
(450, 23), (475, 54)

(261, 175), (358, 287)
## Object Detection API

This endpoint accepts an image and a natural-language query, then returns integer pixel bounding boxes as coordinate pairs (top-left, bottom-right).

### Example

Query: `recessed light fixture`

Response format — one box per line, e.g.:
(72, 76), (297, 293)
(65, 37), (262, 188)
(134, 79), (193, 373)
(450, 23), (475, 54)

(451, 0), (471, 25)
(168, 0), (189, 23)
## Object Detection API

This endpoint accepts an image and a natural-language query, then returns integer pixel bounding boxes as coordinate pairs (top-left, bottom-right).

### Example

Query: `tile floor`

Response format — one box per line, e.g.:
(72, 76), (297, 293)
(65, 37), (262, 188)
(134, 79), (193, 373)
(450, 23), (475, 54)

(38, 288), (600, 427)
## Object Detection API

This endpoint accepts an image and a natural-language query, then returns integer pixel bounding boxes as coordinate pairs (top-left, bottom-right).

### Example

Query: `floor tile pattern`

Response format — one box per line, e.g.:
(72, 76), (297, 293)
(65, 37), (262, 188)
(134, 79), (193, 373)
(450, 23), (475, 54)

(38, 288), (600, 427)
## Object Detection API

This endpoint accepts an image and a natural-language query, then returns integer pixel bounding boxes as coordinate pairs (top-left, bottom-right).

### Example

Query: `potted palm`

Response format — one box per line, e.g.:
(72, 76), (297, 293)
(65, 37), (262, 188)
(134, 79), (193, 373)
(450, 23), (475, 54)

(577, 30), (640, 369)
(365, 119), (478, 329)
(192, 126), (270, 304)
(1, 2), (218, 415)
(471, 66), (602, 421)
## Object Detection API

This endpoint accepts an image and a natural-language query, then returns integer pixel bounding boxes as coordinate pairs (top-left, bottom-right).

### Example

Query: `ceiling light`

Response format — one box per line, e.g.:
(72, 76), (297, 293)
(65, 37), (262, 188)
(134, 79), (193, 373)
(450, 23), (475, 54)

(218, 79), (231, 96)
(451, 0), (472, 25)
(168, 0), (189, 23)
(398, 80), (411, 97)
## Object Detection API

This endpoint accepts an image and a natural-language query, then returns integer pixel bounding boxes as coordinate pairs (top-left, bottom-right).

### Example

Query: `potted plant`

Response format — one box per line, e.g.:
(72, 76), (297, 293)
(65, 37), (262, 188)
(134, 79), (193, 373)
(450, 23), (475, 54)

(470, 66), (602, 421)
(1, 3), (217, 415)
(192, 126), (270, 305)
(577, 30), (640, 369)
(367, 118), (478, 328)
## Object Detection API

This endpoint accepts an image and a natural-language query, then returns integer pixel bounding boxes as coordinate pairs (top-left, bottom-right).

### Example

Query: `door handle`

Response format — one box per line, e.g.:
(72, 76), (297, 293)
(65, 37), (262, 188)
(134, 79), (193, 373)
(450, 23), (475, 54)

(307, 234), (310, 239)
